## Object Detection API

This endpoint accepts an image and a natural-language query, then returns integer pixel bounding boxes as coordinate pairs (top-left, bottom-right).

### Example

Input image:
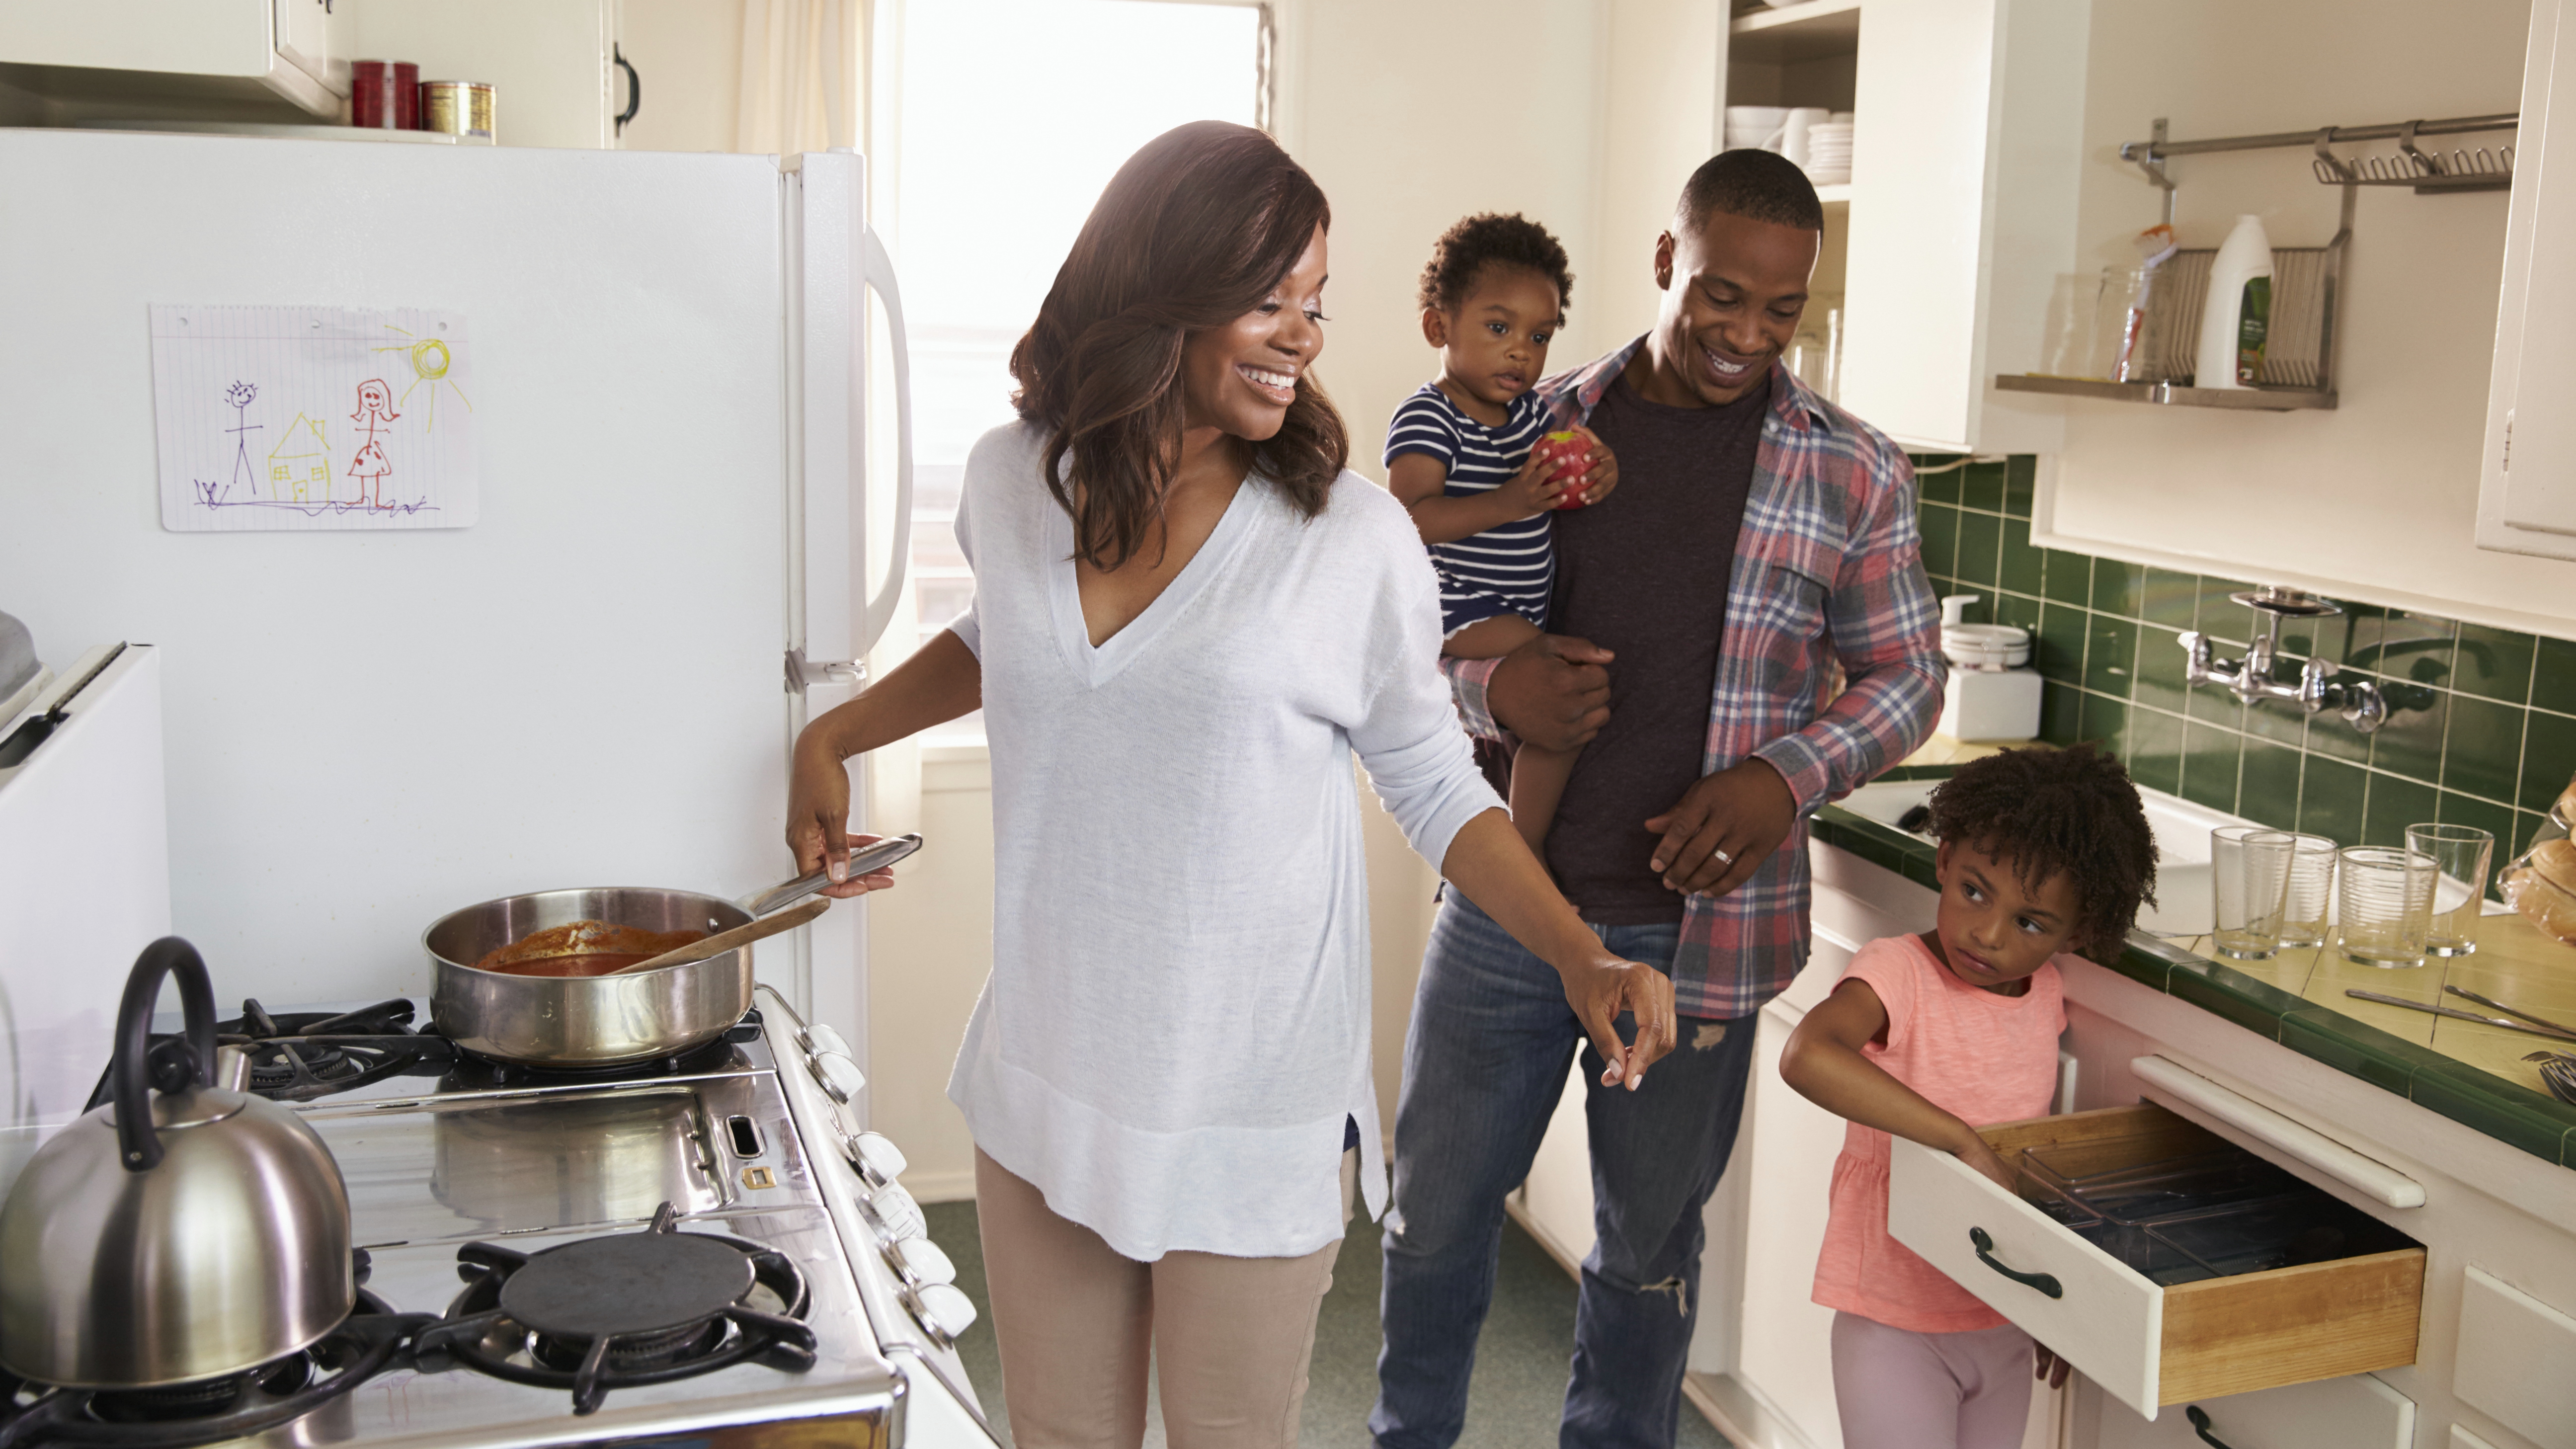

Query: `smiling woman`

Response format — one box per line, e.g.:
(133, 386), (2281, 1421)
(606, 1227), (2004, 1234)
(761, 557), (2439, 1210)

(780, 118), (1678, 1449)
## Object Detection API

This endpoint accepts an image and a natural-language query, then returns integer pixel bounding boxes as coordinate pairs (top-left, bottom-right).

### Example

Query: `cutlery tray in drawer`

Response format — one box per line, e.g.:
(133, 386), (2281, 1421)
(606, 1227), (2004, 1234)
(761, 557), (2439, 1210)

(1887, 1103), (2423, 1419)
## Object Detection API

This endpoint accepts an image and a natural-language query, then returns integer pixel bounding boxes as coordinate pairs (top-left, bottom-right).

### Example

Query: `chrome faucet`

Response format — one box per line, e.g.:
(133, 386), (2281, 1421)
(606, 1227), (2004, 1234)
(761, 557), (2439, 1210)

(2178, 586), (2388, 734)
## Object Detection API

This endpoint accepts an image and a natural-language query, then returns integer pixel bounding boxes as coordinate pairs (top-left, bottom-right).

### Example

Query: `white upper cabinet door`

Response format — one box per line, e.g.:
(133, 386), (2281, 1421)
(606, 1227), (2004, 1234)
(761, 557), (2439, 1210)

(0, 0), (336, 110)
(1837, 0), (2088, 454)
(272, 0), (351, 96)
(2480, 0), (2576, 560)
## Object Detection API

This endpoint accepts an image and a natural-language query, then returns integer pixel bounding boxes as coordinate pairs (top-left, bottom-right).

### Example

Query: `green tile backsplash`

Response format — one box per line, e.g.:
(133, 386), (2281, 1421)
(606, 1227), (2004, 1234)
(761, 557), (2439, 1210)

(1912, 456), (2572, 890)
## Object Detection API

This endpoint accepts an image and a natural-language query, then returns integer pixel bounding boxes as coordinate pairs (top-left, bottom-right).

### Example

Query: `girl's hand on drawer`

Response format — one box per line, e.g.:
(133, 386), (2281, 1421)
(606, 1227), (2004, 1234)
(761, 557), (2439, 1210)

(1953, 1134), (2017, 1195)
(2033, 1342), (2072, 1389)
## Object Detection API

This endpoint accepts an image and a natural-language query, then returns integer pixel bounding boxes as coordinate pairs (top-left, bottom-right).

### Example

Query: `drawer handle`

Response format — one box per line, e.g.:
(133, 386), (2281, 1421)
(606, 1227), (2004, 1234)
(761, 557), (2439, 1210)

(1968, 1227), (2063, 1299)
(2184, 1406), (2233, 1448)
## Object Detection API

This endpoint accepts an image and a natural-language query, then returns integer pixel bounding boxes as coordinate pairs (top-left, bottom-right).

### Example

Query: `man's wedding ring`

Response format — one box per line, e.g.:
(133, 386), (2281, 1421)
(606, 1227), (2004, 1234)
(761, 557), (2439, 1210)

(1711, 848), (1733, 867)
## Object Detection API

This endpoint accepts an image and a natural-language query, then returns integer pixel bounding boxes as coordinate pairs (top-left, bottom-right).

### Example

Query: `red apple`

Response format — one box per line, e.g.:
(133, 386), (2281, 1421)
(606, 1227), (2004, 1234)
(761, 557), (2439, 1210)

(1535, 429), (1593, 509)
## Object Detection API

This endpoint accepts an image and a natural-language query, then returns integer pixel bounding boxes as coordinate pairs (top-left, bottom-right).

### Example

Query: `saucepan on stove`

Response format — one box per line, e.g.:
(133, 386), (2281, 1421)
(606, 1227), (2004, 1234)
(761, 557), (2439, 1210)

(423, 834), (920, 1068)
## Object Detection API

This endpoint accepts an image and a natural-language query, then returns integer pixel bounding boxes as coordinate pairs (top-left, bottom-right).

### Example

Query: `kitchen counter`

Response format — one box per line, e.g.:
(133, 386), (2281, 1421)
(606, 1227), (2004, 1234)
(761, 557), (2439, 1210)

(1811, 771), (2576, 1169)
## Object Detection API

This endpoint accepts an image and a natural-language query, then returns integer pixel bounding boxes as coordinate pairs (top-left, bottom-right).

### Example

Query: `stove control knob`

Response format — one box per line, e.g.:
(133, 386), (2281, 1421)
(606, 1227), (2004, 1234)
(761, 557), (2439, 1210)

(808, 1051), (866, 1104)
(807, 1023), (855, 1059)
(913, 1282), (978, 1342)
(893, 1235), (957, 1286)
(870, 1181), (927, 1241)
(848, 1129), (908, 1185)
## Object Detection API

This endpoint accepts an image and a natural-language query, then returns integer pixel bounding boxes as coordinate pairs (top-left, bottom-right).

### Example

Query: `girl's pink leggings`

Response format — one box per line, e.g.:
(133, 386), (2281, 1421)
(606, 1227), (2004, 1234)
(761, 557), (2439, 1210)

(1831, 1310), (2036, 1449)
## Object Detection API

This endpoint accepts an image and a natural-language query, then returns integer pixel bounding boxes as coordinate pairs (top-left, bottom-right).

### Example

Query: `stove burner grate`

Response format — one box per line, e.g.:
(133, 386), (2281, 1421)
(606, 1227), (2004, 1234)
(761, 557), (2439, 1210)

(0, 1285), (432, 1449)
(416, 1202), (815, 1415)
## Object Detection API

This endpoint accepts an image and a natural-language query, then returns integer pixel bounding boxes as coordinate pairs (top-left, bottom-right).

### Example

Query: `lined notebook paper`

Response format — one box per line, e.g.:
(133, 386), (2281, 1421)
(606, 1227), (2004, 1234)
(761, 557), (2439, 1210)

(150, 305), (478, 532)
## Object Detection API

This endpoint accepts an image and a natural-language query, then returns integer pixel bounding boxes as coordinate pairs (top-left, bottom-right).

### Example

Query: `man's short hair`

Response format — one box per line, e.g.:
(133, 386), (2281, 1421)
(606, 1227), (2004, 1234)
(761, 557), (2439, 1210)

(1675, 150), (1824, 236)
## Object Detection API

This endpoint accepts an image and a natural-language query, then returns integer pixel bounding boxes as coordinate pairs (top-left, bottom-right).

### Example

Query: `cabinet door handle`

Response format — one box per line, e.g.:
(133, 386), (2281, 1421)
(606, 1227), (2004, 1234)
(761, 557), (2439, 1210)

(1968, 1227), (2063, 1298)
(2184, 1406), (2234, 1448)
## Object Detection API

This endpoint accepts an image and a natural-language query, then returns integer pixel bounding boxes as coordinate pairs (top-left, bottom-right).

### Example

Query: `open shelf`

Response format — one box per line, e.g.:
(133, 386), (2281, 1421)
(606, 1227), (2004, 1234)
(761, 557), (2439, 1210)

(1731, 0), (1861, 64)
(1995, 374), (2337, 411)
(1813, 181), (1852, 205)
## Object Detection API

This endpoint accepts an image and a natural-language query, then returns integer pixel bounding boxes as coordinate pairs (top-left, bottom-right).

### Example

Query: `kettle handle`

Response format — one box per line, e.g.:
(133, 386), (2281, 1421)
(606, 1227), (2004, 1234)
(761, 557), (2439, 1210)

(111, 937), (219, 1173)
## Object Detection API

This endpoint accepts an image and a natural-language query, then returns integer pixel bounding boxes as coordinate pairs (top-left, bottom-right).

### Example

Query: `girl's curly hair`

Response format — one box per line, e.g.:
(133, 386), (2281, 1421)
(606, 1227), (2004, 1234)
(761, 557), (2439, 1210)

(1416, 213), (1573, 315)
(1923, 745), (2160, 964)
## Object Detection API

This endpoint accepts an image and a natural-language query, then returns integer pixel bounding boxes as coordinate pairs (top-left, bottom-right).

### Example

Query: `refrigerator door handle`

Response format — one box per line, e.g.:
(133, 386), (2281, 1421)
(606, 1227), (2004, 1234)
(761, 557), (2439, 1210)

(856, 224), (914, 657)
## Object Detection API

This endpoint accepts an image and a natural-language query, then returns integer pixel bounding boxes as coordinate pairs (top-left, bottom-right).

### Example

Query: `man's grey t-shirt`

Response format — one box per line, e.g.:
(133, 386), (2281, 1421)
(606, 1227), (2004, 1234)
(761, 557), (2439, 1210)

(1542, 370), (1767, 924)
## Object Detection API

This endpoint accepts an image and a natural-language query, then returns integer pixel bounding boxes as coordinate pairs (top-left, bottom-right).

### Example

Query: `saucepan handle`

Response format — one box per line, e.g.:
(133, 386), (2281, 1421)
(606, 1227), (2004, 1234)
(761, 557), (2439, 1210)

(737, 833), (924, 917)
(112, 937), (219, 1173)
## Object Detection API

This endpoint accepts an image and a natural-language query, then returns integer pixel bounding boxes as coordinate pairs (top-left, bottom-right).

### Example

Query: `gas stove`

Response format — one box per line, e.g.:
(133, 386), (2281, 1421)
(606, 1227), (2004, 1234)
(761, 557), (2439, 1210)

(1, 987), (996, 1449)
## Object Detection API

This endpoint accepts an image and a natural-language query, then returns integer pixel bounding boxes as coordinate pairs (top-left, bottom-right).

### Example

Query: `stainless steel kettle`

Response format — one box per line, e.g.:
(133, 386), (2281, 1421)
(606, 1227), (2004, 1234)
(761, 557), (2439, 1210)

(0, 938), (354, 1388)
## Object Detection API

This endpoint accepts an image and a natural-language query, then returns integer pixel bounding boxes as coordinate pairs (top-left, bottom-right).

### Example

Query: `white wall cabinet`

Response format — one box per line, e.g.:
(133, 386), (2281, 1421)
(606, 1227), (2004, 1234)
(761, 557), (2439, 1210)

(2481, 0), (2576, 561)
(0, 0), (349, 116)
(1816, 0), (2088, 454)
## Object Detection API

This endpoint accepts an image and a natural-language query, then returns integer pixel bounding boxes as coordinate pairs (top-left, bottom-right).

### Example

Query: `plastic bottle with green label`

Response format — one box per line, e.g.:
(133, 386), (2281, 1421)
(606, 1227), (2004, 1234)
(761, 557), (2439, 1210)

(2194, 214), (2273, 389)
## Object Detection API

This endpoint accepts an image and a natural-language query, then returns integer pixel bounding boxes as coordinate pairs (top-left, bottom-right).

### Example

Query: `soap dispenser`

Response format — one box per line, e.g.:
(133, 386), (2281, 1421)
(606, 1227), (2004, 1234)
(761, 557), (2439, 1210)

(1936, 594), (2044, 741)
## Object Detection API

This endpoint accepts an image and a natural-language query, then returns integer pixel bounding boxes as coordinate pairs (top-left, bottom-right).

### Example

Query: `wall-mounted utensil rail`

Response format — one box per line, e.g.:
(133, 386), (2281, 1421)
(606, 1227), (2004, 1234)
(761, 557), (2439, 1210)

(2121, 111), (2520, 212)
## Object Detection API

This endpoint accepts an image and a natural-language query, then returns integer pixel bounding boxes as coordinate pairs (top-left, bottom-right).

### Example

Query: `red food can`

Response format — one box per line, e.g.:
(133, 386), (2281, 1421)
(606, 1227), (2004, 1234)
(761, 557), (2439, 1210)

(351, 59), (393, 128)
(394, 62), (421, 129)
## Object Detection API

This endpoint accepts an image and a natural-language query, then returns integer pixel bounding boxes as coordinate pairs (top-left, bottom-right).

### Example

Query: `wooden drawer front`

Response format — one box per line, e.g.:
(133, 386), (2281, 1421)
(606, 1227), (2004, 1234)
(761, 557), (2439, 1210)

(2090, 1372), (2415, 1448)
(1887, 1104), (2424, 1419)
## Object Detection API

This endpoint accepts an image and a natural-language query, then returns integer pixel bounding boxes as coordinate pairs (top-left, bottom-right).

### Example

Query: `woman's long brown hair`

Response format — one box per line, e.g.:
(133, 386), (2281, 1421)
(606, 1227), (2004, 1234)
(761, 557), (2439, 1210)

(1011, 121), (1349, 570)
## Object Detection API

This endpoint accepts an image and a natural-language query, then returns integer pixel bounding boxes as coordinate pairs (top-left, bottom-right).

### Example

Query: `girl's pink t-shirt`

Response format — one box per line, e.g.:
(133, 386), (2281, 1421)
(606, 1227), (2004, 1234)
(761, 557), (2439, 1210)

(1809, 933), (2068, 1334)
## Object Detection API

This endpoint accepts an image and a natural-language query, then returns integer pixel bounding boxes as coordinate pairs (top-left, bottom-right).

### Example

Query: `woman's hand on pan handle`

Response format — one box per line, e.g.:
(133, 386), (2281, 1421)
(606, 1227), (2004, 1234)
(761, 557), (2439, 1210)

(787, 628), (984, 897)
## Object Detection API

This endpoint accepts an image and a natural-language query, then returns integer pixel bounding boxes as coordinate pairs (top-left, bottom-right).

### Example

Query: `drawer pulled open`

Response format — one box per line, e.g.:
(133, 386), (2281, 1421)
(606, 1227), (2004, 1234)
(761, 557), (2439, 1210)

(1887, 1103), (2423, 1419)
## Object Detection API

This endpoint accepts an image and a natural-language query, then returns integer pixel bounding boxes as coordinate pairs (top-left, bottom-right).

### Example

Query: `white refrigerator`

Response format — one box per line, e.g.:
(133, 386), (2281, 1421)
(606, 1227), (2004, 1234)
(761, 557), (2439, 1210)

(0, 128), (910, 1113)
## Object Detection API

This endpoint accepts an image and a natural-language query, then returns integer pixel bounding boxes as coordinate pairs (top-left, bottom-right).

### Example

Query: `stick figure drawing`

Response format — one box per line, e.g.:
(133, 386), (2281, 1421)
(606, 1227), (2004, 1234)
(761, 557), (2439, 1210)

(224, 382), (262, 497)
(348, 379), (400, 508)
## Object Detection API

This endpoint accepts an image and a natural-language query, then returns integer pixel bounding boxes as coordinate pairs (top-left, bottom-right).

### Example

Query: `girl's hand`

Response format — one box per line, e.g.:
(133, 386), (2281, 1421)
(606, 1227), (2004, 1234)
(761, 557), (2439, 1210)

(1953, 1132), (2018, 1194)
(1571, 426), (1619, 506)
(2034, 1341), (2073, 1389)
(1493, 442), (1576, 518)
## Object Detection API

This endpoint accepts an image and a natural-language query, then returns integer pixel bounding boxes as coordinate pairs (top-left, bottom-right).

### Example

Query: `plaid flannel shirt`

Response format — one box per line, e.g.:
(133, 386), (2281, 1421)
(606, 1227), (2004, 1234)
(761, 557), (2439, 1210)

(1443, 338), (1944, 1019)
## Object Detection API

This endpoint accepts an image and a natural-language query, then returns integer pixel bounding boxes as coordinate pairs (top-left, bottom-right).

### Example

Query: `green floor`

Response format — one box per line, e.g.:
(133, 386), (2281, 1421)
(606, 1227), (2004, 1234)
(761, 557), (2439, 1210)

(921, 1200), (1733, 1448)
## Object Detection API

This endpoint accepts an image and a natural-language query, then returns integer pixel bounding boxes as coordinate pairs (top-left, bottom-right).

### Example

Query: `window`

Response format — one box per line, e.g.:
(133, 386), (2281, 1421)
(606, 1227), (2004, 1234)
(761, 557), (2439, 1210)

(894, 0), (1268, 736)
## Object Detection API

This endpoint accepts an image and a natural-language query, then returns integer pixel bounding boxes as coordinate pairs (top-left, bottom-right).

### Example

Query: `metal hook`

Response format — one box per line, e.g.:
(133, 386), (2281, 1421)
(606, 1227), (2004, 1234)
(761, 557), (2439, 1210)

(2397, 118), (2442, 177)
(2312, 126), (2353, 183)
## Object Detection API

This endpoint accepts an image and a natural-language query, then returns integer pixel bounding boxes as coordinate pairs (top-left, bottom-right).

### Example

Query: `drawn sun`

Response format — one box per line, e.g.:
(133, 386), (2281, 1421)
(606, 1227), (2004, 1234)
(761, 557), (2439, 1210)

(371, 322), (473, 429)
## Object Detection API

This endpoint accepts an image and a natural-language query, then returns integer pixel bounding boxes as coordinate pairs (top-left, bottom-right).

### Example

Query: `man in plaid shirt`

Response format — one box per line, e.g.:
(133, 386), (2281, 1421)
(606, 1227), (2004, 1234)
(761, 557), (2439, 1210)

(1373, 152), (1943, 1449)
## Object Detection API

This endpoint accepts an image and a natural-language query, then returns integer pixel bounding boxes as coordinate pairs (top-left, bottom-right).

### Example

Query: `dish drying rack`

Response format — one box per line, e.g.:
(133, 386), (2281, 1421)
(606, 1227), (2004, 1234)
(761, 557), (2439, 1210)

(1997, 110), (2516, 412)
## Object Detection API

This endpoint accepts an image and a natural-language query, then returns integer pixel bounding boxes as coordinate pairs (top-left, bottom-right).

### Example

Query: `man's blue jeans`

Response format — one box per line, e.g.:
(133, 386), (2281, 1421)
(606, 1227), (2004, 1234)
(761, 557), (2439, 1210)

(1371, 892), (1759, 1449)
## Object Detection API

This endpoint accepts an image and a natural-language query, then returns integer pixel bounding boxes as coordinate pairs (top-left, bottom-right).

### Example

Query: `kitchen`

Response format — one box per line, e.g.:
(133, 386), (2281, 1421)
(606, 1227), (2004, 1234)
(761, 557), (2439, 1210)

(1, 1), (2574, 1448)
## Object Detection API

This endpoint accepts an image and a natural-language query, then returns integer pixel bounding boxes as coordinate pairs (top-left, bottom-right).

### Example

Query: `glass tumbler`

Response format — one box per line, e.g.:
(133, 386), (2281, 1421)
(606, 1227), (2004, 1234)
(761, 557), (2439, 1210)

(2337, 847), (2437, 967)
(2406, 823), (2494, 957)
(2211, 826), (2295, 960)
(2280, 834), (2339, 947)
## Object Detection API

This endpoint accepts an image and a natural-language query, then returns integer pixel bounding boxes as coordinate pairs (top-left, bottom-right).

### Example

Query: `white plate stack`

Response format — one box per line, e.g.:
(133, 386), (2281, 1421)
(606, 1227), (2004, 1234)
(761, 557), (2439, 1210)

(1803, 114), (1854, 185)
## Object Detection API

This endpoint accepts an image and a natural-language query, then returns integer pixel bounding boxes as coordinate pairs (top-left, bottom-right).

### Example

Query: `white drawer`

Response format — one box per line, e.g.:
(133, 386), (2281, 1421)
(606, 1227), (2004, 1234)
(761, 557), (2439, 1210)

(2088, 1371), (2414, 1448)
(1888, 1104), (2425, 1419)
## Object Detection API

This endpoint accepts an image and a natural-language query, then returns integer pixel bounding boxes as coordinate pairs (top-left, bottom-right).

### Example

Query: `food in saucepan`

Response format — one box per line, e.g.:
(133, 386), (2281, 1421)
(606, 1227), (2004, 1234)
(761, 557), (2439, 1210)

(470, 919), (709, 977)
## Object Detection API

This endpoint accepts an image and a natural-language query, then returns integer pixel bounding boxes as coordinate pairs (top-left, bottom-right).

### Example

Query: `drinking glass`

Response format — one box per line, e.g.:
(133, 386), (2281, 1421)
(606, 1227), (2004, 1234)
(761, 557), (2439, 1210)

(2279, 834), (2339, 948)
(2337, 847), (2437, 967)
(2211, 826), (2295, 960)
(2406, 823), (2494, 957)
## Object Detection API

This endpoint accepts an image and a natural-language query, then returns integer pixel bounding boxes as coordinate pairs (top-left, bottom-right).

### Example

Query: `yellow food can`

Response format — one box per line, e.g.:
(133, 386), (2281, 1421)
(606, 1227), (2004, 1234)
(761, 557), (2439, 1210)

(418, 81), (496, 142)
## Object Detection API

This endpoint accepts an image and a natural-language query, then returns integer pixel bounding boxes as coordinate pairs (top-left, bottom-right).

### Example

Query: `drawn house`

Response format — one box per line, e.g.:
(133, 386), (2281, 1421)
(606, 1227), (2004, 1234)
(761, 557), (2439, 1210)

(265, 414), (332, 501)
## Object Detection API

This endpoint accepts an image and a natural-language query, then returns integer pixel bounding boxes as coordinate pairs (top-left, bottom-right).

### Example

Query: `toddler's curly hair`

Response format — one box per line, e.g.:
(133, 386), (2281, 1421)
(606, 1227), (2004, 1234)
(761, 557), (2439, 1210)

(1923, 745), (2159, 964)
(1416, 213), (1574, 315)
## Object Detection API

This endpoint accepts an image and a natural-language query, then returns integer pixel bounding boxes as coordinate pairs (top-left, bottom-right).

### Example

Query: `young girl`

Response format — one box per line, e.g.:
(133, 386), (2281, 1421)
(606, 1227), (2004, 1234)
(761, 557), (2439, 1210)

(1384, 213), (1615, 854)
(1780, 746), (2159, 1449)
